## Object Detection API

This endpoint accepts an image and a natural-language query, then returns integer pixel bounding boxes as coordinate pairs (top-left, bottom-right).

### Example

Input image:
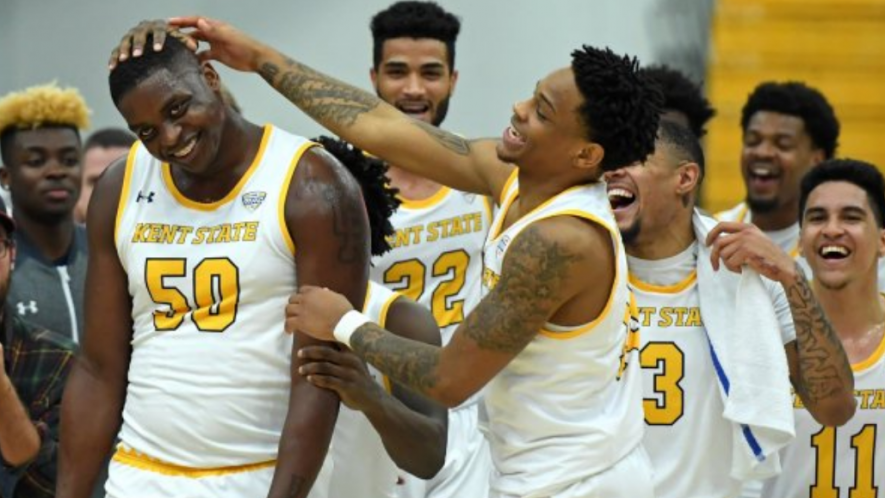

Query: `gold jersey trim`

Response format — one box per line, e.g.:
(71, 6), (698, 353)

(161, 124), (272, 212)
(114, 142), (140, 246)
(628, 271), (698, 295)
(277, 141), (319, 255)
(852, 322), (885, 373)
(398, 186), (451, 210)
(112, 446), (275, 478)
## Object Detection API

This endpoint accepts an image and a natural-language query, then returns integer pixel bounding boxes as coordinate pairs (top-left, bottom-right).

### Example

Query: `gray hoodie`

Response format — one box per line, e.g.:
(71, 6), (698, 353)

(9, 225), (87, 344)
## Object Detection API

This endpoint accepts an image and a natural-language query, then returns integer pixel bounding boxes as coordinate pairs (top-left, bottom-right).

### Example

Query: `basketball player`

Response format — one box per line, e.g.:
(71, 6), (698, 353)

(761, 159), (885, 498)
(605, 120), (856, 498)
(57, 34), (371, 498)
(126, 16), (665, 498)
(307, 136), (447, 498)
(367, 3), (491, 496)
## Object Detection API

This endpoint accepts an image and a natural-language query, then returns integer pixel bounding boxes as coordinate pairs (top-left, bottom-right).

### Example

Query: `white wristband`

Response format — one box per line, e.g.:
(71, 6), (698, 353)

(333, 310), (371, 349)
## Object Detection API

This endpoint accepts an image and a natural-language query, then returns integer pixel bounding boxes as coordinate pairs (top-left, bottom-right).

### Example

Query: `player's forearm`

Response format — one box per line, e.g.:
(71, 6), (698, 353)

(267, 381), (339, 498)
(0, 377), (41, 466)
(56, 363), (125, 498)
(351, 323), (472, 408)
(781, 265), (856, 425)
(361, 391), (446, 478)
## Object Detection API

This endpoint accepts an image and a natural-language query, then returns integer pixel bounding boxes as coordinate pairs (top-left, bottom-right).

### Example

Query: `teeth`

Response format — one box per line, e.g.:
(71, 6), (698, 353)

(172, 137), (197, 158)
(820, 245), (849, 256)
(751, 166), (776, 178)
(509, 127), (523, 139)
(608, 188), (635, 200)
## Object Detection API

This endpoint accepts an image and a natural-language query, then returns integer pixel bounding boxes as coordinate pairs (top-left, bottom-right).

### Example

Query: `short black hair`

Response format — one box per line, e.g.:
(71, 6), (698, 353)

(657, 119), (705, 181)
(313, 136), (400, 256)
(370, 1), (461, 70)
(799, 158), (885, 228)
(84, 127), (136, 151)
(571, 46), (663, 172)
(741, 81), (840, 159)
(640, 64), (715, 138)
(109, 35), (201, 106)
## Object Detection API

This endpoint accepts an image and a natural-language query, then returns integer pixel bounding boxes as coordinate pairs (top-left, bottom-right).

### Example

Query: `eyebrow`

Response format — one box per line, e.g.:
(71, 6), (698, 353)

(534, 82), (557, 115)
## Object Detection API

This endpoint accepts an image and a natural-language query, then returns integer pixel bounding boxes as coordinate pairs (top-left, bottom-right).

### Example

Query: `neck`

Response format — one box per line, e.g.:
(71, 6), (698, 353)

(386, 165), (442, 201)
(750, 203), (799, 232)
(813, 277), (885, 340)
(215, 114), (264, 175)
(516, 169), (589, 215)
(627, 207), (695, 260)
(13, 210), (74, 262)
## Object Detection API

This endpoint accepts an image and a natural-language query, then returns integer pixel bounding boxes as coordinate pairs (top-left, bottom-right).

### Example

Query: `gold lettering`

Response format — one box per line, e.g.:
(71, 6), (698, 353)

(243, 222), (259, 242)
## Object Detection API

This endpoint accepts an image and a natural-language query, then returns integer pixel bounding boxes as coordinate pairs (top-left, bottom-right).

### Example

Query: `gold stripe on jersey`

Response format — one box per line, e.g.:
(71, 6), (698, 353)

(628, 271), (698, 295)
(399, 186), (451, 210)
(112, 447), (276, 477)
(277, 141), (319, 255)
(161, 124), (272, 212)
(498, 168), (519, 206)
(852, 330), (885, 373)
(114, 143), (140, 245)
(515, 208), (623, 340)
(490, 174), (520, 239)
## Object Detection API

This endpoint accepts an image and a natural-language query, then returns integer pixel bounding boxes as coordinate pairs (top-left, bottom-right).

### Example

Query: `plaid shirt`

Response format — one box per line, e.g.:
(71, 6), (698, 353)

(0, 316), (75, 498)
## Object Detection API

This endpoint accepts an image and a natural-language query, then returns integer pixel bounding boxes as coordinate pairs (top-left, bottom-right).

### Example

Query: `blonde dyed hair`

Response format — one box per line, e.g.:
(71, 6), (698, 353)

(0, 83), (91, 135)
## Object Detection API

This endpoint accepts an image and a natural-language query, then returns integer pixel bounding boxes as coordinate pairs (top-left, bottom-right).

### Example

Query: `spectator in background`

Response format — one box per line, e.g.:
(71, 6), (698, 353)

(0, 195), (76, 498)
(74, 128), (134, 225)
(0, 83), (89, 344)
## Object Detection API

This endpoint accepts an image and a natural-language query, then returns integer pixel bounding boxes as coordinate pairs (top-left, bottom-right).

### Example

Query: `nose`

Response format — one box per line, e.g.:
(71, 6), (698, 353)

(821, 217), (845, 238)
(403, 74), (425, 98)
(749, 139), (776, 160)
(158, 122), (182, 151)
(604, 169), (626, 182)
(512, 99), (531, 121)
(44, 157), (72, 178)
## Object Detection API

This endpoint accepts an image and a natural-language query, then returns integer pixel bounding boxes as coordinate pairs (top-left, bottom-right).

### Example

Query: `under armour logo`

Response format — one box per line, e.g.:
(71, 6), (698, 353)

(16, 301), (38, 316)
(137, 191), (155, 203)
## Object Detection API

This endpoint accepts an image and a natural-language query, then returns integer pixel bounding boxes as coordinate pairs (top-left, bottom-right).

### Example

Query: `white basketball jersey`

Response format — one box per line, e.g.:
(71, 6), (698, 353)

(716, 202), (885, 290)
(481, 173), (644, 497)
(370, 187), (492, 346)
(114, 125), (314, 467)
(632, 263), (795, 498)
(762, 334), (885, 498)
(322, 282), (401, 498)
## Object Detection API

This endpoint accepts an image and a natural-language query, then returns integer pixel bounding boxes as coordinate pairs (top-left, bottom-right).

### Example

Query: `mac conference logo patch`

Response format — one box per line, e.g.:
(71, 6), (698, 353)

(242, 191), (267, 211)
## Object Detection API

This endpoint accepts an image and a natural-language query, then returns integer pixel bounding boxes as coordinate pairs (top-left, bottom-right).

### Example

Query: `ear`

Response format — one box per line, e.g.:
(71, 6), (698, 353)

(573, 143), (604, 172)
(201, 61), (221, 91)
(810, 148), (826, 165)
(675, 162), (702, 197)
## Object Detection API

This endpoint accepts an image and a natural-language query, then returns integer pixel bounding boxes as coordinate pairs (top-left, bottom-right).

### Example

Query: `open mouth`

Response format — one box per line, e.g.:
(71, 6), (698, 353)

(819, 244), (850, 260)
(747, 164), (781, 183)
(397, 101), (431, 117)
(170, 134), (199, 161)
(607, 187), (636, 211)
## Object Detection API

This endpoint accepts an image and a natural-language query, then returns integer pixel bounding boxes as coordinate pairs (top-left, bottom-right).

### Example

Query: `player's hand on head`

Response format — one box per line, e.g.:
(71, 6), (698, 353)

(285, 286), (354, 342)
(298, 346), (385, 411)
(108, 19), (198, 69)
(706, 221), (798, 283)
(166, 16), (268, 72)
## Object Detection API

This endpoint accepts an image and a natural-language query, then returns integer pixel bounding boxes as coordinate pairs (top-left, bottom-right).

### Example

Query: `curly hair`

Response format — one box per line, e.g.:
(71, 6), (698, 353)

(640, 64), (715, 138)
(571, 46), (663, 172)
(0, 82), (91, 166)
(109, 34), (201, 106)
(313, 136), (400, 256)
(741, 81), (840, 159)
(370, 1), (461, 70)
(800, 158), (885, 228)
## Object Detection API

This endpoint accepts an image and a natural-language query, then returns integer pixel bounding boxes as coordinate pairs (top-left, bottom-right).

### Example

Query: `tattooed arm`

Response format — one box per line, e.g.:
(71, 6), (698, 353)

(706, 221), (856, 426)
(269, 147), (371, 498)
(292, 217), (612, 406)
(779, 267), (856, 426)
(153, 16), (514, 200)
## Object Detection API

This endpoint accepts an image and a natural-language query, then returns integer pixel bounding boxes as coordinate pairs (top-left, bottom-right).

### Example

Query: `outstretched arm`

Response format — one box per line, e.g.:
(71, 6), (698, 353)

(111, 18), (514, 200)
(299, 297), (447, 478)
(290, 217), (602, 407)
(706, 221), (856, 426)
(269, 147), (371, 498)
(57, 158), (133, 498)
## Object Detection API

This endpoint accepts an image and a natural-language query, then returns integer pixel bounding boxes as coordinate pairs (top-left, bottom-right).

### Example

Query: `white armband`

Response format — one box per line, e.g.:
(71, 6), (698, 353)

(333, 310), (372, 349)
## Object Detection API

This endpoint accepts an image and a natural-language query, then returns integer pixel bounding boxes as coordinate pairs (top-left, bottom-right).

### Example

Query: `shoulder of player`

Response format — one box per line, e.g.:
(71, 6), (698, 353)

(385, 296), (441, 347)
(285, 146), (362, 218)
(86, 155), (129, 229)
(512, 216), (611, 261)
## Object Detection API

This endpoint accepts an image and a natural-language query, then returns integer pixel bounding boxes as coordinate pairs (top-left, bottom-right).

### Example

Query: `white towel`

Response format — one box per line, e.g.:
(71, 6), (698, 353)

(692, 209), (795, 481)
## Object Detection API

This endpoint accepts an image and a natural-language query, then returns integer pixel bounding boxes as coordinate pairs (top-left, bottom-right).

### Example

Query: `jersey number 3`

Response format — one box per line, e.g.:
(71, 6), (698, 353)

(641, 342), (686, 426)
(145, 257), (240, 333)
(383, 250), (469, 328)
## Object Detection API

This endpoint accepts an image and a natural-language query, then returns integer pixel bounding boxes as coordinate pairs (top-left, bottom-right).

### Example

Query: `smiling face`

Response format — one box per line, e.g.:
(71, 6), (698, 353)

(800, 181), (885, 290)
(116, 65), (226, 175)
(741, 111), (824, 214)
(0, 127), (82, 223)
(497, 67), (597, 179)
(372, 37), (458, 126)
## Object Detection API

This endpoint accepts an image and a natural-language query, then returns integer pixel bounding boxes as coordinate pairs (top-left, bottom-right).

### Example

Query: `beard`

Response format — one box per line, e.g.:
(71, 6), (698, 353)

(431, 94), (451, 127)
(746, 194), (779, 214)
(619, 218), (642, 246)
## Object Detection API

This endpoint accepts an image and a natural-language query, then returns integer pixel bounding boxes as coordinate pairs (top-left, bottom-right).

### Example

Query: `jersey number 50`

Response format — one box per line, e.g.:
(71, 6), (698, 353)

(145, 257), (240, 333)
